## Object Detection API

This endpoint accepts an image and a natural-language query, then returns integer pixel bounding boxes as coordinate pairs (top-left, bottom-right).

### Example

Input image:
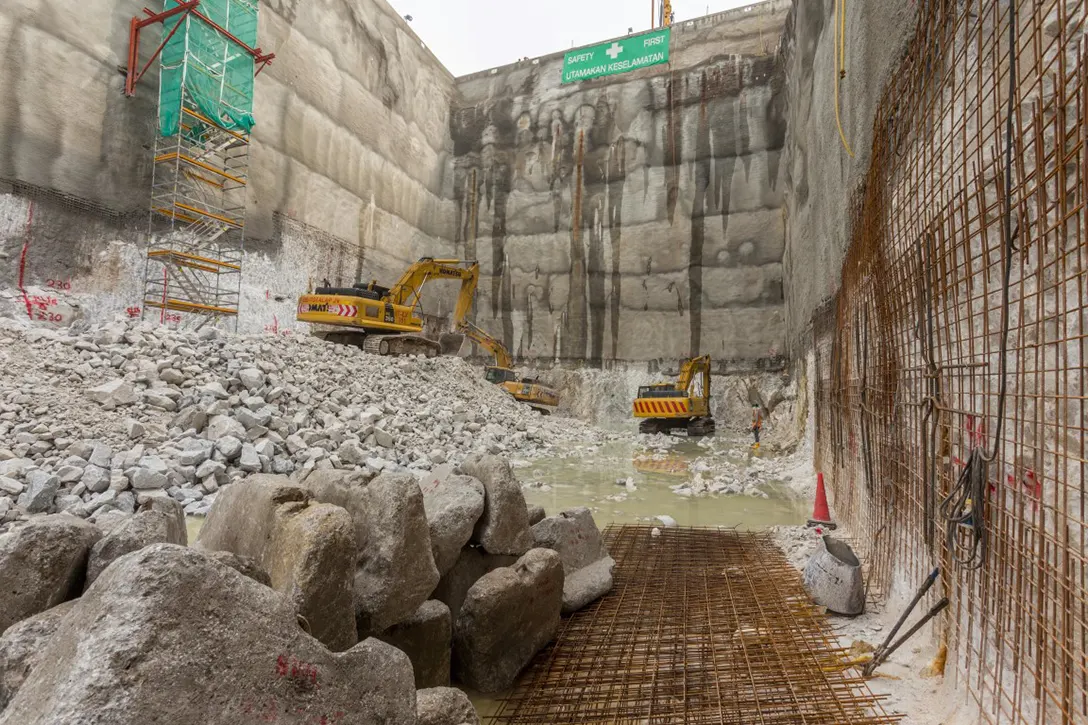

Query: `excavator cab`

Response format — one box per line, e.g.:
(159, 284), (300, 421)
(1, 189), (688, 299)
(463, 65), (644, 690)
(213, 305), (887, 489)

(484, 366), (517, 385)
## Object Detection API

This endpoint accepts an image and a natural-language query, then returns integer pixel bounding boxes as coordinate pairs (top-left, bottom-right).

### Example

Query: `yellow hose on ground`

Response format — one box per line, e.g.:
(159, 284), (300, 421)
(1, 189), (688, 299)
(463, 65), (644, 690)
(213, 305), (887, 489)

(833, 0), (856, 158)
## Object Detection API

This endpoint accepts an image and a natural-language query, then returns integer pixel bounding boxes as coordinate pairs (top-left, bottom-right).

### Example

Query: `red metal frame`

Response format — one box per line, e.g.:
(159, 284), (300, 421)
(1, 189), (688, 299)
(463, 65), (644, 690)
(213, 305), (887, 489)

(125, 0), (275, 97)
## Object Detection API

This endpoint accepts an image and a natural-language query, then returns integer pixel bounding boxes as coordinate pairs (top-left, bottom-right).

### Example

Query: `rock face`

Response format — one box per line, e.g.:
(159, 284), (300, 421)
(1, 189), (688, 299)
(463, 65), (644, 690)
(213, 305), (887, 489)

(197, 476), (358, 650)
(452, 548), (564, 693)
(0, 515), (100, 635)
(84, 497), (187, 586)
(458, 455), (533, 555)
(431, 546), (518, 621)
(352, 472), (440, 636)
(422, 473), (486, 576)
(531, 507), (615, 613)
(377, 600), (451, 688)
(0, 545), (418, 725)
(0, 601), (76, 709)
(417, 687), (481, 725)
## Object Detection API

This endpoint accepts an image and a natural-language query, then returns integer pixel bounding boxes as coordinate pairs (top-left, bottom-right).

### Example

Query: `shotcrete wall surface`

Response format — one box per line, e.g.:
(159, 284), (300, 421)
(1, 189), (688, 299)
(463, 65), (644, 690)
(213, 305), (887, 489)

(779, 0), (917, 352)
(450, 1), (792, 366)
(0, 0), (457, 333)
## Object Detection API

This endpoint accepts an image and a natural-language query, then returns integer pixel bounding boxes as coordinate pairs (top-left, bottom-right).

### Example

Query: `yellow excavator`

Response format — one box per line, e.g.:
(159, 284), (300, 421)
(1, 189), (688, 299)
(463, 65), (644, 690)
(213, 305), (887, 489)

(296, 258), (478, 357)
(632, 355), (715, 436)
(457, 321), (560, 413)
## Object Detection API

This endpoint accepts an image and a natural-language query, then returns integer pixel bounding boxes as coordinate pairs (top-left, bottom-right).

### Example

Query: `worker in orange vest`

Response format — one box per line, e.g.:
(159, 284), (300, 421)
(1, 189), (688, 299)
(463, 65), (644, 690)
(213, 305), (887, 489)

(751, 404), (763, 448)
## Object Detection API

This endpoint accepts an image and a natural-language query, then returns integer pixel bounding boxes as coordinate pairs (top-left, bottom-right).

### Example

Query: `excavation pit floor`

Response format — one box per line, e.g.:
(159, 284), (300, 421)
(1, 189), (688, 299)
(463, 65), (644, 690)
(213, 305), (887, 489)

(488, 525), (899, 724)
(517, 434), (809, 528)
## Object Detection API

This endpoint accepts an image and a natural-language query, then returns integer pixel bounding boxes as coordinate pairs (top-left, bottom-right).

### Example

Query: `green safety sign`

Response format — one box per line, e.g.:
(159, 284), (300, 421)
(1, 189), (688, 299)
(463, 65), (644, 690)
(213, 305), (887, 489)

(562, 28), (671, 84)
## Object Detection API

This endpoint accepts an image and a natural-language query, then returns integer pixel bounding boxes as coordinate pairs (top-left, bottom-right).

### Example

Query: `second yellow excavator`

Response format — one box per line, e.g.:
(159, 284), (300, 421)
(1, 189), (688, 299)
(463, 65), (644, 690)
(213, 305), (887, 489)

(457, 321), (560, 413)
(296, 258), (478, 357)
(632, 355), (715, 436)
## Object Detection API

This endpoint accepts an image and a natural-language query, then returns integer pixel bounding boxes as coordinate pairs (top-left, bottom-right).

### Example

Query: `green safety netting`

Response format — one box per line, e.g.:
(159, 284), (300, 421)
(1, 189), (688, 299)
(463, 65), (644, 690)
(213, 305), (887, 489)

(158, 0), (258, 137)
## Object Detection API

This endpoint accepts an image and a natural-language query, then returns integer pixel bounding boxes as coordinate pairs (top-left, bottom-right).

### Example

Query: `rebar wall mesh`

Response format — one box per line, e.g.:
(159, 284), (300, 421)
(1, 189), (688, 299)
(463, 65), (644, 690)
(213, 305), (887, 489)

(493, 526), (898, 724)
(812, 1), (1087, 723)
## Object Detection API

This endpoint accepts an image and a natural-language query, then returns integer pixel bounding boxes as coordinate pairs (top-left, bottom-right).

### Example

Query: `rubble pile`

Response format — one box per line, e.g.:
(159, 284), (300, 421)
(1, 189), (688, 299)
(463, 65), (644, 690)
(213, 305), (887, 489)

(0, 454), (616, 723)
(0, 318), (599, 530)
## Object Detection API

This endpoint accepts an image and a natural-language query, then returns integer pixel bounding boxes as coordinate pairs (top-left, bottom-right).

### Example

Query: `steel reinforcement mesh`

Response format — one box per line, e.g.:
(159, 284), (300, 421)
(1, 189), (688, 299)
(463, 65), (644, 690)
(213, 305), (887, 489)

(493, 526), (898, 724)
(812, 1), (1087, 723)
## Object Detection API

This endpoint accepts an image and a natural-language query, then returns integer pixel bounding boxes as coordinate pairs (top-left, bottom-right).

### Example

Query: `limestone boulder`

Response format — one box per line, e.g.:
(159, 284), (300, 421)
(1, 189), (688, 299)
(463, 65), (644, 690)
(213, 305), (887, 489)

(0, 514), (100, 635)
(531, 507), (615, 613)
(377, 600), (451, 688)
(431, 546), (517, 621)
(85, 497), (187, 586)
(0, 545), (417, 725)
(452, 548), (563, 693)
(352, 472), (440, 636)
(422, 474), (485, 576)
(526, 504), (546, 526)
(268, 500), (358, 651)
(203, 550), (271, 587)
(417, 687), (481, 725)
(0, 601), (76, 709)
(458, 455), (533, 555)
(197, 475), (357, 651)
(298, 468), (372, 553)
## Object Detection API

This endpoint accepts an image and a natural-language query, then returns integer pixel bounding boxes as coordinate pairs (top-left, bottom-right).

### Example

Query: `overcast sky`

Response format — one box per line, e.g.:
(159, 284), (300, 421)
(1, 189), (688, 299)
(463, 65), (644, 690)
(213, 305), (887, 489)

(388, 0), (760, 76)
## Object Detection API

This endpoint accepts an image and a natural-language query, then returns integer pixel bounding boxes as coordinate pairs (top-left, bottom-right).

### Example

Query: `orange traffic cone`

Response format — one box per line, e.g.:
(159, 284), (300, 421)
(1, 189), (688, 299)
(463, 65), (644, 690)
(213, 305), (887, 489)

(807, 472), (837, 530)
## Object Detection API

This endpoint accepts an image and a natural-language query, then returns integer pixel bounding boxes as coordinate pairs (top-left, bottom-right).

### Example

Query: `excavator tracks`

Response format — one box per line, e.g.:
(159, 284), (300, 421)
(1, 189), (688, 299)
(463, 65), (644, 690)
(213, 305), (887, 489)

(315, 330), (440, 358)
(638, 416), (715, 437)
(361, 334), (441, 358)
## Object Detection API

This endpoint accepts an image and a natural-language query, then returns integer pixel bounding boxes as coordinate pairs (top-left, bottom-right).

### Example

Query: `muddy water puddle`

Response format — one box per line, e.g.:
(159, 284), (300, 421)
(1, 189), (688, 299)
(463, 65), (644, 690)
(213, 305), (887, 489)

(517, 435), (807, 529)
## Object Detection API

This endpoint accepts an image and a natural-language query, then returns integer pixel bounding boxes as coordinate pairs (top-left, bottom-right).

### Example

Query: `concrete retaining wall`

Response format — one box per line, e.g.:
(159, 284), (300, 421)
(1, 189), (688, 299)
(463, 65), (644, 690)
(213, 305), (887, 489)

(449, 1), (791, 365)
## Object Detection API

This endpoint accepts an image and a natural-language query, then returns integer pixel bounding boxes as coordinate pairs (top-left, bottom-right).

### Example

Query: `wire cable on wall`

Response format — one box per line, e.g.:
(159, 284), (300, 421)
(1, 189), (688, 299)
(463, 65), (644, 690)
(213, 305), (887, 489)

(833, 0), (856, 158)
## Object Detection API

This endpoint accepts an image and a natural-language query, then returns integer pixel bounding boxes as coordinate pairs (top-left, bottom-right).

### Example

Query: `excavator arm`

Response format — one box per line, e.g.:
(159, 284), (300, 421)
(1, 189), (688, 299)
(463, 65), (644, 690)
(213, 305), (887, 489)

(458, 320), (513, 369)
(386, 258), (479, 325)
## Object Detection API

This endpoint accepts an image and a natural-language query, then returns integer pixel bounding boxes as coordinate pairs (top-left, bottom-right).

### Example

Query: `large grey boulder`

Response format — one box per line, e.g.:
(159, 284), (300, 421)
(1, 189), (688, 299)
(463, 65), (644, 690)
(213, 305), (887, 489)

(16, 471), (59, 514)
(0, 545), (417, 724)
(452, 548), (563, 693)
(85, 497), (187, 586)
(298, 468), (372, 552)
(431, 546), (517, 621)
(458, 455), (533, 555)
(351, 472), (440, 636)
(197, 476), (357, 650)
(203, 550), (271, 587)
(267, 500), (358, 651)
(0, 601), (76, 709)
(422, 474), (486, 576)
(417, 687), (481, 725)
(377, 600), (451, 688)
(531, 507), (615, 613)
(0, 515), (100, 635)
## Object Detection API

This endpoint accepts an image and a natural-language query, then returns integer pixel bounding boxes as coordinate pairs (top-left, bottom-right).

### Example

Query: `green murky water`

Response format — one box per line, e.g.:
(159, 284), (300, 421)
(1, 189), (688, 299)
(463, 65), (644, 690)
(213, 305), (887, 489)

(517, 435), (807, 529)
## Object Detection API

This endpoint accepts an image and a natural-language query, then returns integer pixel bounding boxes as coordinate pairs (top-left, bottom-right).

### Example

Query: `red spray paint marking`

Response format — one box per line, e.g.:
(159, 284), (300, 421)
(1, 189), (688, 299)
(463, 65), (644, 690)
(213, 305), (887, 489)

(126, 306), (142, 319)
(17, 201), (34, 319)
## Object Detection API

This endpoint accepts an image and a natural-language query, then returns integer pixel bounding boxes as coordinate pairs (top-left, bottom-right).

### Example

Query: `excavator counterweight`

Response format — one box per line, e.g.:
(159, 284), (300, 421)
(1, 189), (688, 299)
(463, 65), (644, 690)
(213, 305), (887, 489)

(632, 355), (715, 436)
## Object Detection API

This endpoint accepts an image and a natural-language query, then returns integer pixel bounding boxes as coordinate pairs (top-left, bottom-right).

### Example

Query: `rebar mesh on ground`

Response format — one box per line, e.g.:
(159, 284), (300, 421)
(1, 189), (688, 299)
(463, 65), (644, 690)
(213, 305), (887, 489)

(492, 526), (899, 724)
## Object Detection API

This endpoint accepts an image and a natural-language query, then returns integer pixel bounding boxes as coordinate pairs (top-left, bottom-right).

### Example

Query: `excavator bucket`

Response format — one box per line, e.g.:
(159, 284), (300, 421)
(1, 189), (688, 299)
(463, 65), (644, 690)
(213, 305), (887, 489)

(438, 332), (465, 355)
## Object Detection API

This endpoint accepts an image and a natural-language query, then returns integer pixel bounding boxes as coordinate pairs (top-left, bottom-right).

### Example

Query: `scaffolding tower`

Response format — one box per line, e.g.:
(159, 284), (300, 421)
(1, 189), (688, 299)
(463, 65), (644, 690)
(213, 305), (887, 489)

(126, 0), (272, 328)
